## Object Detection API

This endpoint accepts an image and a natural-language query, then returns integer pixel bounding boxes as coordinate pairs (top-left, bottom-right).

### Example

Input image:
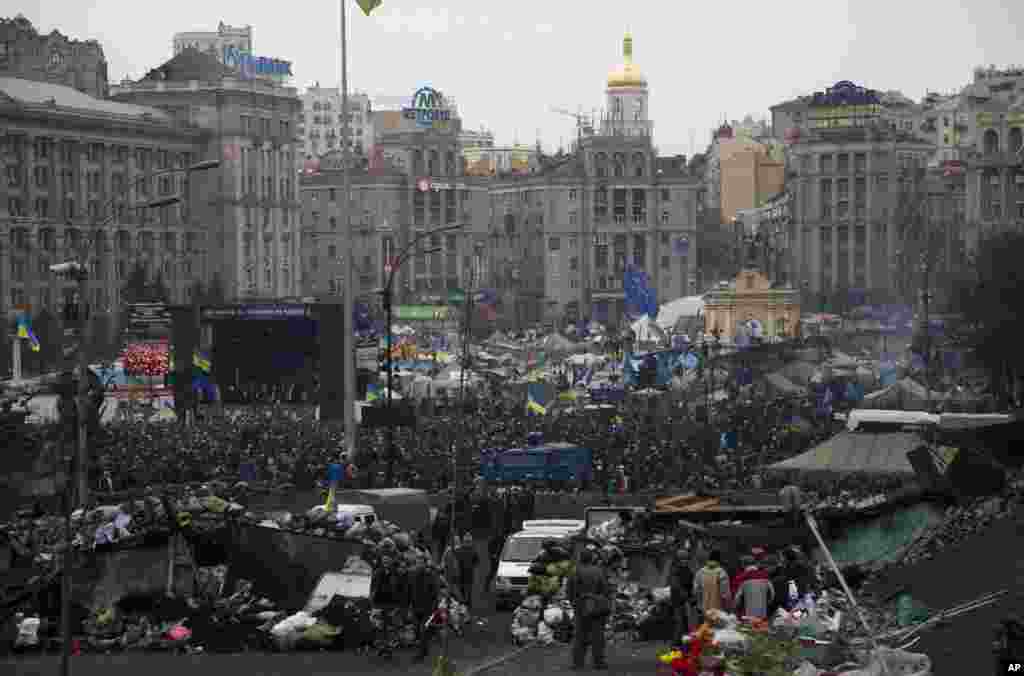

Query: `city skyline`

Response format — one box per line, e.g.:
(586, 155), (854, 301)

(16, 0), (1024, 156)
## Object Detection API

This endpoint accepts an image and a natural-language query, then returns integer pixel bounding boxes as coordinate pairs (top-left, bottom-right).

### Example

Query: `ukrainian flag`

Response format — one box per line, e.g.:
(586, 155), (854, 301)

(526, 382), (548, 416)
(193, 351), (211, 374)
(15, 314), (40, 352)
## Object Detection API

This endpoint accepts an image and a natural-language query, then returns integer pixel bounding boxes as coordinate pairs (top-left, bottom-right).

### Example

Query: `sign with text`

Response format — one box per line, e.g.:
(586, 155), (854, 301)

(402, 86), (452, 129)
(394, 305), (449, 321)
(356, 339), (378, 370)
(200, 304), (309, 321)
(223, 46), (292, 80)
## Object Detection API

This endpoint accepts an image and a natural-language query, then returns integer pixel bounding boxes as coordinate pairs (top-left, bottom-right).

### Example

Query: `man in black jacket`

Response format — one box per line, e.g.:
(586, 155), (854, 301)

(455, 534), (480, 611)
(668, 547), (695, 642)
(411, 564), (442, 662)
(567, 549), (610, 670)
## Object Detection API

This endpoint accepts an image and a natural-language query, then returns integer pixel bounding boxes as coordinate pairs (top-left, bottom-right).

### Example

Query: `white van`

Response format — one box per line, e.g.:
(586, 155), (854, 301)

(522, 519), (586, 531)
(493, 525), (583, 608)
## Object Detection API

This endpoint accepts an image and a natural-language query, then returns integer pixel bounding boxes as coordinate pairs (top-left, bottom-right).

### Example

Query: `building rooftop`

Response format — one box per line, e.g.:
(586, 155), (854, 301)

(0, 76), (170, 121)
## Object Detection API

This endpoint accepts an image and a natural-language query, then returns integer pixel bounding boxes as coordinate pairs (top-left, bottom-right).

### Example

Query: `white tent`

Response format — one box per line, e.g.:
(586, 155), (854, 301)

(631, 315), (668, 344)
(656, 296), (705, 330)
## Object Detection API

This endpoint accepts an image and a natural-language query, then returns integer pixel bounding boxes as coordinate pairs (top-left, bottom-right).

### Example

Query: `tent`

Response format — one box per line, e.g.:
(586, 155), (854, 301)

(778, 361), (819, 386)
(631, 315), (667, 344)
(656, 296), (705, 330)
(765, 431), (923, 477)
(858, 378), (946, 411)
(764, 372), (805, 396)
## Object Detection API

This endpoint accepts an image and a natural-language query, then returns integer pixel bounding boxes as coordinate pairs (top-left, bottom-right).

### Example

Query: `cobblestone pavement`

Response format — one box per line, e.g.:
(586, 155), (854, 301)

(476, 640), (665, 676)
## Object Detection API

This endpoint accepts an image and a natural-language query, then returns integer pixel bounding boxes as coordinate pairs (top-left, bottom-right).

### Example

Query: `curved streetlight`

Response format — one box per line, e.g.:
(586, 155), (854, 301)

(380, 224), (462, 485)
(54, 158), (218, 676)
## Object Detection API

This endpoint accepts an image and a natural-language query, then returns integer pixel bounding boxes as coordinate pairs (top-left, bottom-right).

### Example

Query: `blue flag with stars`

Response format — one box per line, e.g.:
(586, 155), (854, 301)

(624, 264), (658, 318)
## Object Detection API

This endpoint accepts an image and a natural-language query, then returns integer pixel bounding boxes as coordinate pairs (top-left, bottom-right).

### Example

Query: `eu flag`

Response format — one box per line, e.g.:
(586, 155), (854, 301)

(623, 264), (658, 318)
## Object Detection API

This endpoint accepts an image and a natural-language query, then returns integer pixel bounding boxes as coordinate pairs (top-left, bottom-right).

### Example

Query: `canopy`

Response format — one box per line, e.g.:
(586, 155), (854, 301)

(764, 372), (805, 395)
(766, 431), (922, 477)
(656, 295), (705, 330)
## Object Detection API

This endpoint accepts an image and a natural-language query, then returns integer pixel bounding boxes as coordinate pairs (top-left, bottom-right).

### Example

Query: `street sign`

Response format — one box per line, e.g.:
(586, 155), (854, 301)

(395, 305), (449, 321)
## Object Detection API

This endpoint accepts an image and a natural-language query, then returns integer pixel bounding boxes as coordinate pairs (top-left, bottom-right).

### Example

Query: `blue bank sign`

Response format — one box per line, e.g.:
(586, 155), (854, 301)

(223, 46), (293, 79)
(402, 86), (451, 129)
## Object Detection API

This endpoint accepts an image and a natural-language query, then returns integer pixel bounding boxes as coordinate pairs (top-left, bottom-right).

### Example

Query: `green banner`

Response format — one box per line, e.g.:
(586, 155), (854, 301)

(394, 305), (449, 321)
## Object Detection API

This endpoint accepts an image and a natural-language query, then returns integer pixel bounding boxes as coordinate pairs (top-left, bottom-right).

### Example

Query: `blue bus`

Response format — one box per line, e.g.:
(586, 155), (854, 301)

(480, 442), (593, 483)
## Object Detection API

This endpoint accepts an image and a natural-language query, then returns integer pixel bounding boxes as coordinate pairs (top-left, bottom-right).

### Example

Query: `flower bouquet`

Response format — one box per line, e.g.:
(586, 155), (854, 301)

(657, 623), (724, 676)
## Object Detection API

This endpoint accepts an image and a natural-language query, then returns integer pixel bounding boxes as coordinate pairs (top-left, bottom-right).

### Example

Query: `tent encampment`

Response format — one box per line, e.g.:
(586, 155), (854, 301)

(656, 296), (705, 330)
(764, 372), (805, 396)
(765, 431), (923, 477)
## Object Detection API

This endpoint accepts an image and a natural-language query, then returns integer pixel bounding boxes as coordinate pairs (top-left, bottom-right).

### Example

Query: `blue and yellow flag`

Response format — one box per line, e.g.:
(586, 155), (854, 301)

(355, 0), (382, 16)
(366, 383), (380, 402)
(193, 351), (211, 374)
(15, 314), (40, 352)
(526, 382), (549, 416)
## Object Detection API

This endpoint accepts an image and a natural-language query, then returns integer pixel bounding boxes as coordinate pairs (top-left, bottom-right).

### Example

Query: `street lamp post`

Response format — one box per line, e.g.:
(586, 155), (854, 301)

(381, 224), (461, 485)
(56, 159), (218, 676)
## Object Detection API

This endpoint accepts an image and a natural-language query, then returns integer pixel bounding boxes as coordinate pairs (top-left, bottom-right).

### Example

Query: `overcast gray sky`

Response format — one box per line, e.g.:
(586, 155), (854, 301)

(16, 0), (1024, 156)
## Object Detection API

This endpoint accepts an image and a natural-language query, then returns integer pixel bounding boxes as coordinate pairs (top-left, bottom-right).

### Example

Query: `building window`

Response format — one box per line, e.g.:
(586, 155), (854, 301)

(661, 210), (669, 225)
(569, 189), (577, 201)
(549, 236), (560, 251)
(569, 256), (579, 271)
(328, 244), (337, 259)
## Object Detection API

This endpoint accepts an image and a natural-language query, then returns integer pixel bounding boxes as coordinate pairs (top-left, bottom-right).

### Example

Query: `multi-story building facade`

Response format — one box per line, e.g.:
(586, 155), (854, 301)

(299, 87), (490, 305)
(0, 76), (206, 323)
(0, 15), (108, 99)
(958, 66), (1024, 247)
(111, 46), (303, 301)
(485, 34), (700, 328)
(173, 22), (252, 59)
(298, 85), (373, 160)
(773, 80), (940, 310)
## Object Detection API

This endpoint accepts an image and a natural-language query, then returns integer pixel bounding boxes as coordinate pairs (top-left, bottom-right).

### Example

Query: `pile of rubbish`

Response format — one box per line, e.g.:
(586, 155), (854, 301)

(3, 510), (469, 656)
(511, 539), (577, 645)
(899, 495), (1013, 566)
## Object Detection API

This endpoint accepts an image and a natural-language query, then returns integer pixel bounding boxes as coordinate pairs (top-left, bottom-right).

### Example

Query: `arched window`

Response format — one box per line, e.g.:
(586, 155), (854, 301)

(614, 98), (623, 120)
(1010, 127), (1023, 154)
(983, 129), (999, 155)
(635, 98), (643, 121)
(633, 153), (645, 177)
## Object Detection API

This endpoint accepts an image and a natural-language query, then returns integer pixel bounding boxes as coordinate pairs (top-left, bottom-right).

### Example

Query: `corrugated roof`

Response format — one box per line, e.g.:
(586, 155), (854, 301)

(0, 77), (170, 121)
(767, 431), (922, 476)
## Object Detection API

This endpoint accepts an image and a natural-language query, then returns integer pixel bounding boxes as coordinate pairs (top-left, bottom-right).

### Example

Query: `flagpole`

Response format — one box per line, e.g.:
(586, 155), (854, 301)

(340, 0), (357, 467)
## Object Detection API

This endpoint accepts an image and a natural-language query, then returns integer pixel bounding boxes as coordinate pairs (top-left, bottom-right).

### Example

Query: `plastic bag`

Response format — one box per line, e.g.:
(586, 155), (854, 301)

(15, 617), (40, 647)
(536, 621), (554, 645)
(543, 606), (564, 626)
(271, 611), (317, 637)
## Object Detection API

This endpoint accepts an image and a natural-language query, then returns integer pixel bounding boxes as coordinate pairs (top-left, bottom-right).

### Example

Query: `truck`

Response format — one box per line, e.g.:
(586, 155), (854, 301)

(479, 442), (593, 483)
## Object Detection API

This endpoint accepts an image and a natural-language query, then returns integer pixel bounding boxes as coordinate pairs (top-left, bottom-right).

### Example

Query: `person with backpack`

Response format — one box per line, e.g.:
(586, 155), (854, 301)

(693, 550), (731, 620)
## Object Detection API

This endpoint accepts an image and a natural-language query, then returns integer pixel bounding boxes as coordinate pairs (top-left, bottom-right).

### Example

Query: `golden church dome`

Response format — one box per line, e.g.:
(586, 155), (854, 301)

(607, 33), (647, 88)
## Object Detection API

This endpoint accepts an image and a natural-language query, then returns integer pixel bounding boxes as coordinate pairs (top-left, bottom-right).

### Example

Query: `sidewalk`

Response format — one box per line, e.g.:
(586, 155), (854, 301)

(478, 640), (667, 676)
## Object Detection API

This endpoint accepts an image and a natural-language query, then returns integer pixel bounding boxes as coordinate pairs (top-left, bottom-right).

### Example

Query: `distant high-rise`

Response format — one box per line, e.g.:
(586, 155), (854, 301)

(0, 14), (108, 98)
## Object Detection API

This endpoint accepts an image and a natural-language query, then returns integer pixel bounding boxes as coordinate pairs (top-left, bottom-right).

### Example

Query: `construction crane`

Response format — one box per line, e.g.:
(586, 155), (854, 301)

(550, 106), (593, 146)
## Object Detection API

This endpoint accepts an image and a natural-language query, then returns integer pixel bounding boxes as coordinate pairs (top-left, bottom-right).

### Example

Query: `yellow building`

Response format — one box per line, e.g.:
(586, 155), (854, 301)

(702, 269), (799, 341)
